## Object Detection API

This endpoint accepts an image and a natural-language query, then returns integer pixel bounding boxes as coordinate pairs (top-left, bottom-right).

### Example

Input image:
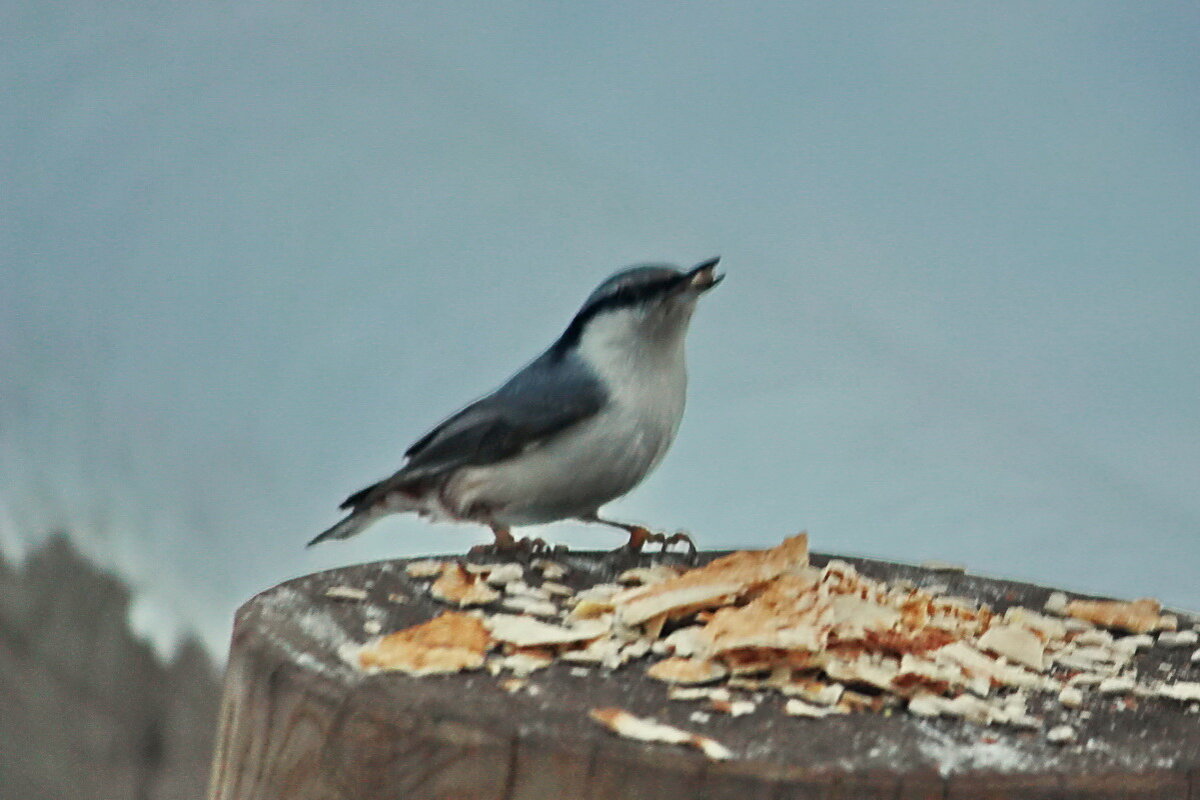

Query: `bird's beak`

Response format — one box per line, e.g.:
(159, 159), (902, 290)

(685, 256), (724, 293)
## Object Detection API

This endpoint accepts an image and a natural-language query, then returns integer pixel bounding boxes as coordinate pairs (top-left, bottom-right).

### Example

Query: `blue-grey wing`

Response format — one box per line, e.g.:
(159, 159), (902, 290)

(339, 352), (606, 510)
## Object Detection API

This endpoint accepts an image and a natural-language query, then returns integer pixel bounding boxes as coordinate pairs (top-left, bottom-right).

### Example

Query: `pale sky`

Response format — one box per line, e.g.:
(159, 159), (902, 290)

(3, 2), (1198, 654)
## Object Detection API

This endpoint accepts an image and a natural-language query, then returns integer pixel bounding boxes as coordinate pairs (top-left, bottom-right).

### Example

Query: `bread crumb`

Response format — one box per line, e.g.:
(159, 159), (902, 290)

(1058, 686), (1084, 708)
(355, 612), (491, 676)
(1158, 630), (1199, 648)
(919, 560), (966, 573)
(1044, 592), (1069, 615)
(324, 585), (368, 602)
(1047, 725), (1075, 744)
(405, 560), (444, 579)
(589, 707), (733, 760)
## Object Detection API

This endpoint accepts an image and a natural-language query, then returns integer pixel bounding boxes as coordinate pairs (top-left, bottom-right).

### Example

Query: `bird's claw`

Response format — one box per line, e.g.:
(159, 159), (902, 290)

(469, 536), (565, 557)
(653, 530), (698, 559)
(519, 536), (549, 554)
(610, 526), (698, 563)
(520, 537), (570, 555)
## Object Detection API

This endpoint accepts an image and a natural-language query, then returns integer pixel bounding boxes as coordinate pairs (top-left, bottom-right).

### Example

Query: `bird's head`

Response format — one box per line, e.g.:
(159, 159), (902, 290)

(552, 257), (723, 359)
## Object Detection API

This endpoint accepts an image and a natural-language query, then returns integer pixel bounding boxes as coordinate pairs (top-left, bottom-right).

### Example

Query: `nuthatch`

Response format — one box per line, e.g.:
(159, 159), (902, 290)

(309, 257), (723, 553)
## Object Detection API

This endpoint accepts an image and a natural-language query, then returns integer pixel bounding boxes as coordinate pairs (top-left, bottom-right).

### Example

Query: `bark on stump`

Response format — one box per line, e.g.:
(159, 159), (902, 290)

(208, 550), (1200, 800)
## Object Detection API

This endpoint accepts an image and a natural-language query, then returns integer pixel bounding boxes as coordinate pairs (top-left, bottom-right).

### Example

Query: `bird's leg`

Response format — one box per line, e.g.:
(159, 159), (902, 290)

(469, 525), (520, 555)
(468, 525), (562, 555)
(491, 525), (517, 549)
(580, 513), (697, 557)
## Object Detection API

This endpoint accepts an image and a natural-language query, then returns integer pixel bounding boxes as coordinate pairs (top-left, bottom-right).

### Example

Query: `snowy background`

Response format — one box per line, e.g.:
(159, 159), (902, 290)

(3, 2), (1198, 657)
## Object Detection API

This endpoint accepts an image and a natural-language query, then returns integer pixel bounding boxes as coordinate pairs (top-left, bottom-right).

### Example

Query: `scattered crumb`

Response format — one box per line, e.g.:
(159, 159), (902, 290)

(1044, 592), (1069, 615)
(498, 649), (554, 676)
(354, 612), (490, 676)
(532, 559), (568, 580)
(501, 596), (559, 617)
(1156, 681), (1200, 703)
(1058, 686), (1084, 708)
(485, 614), (610, 647)
(785, 698), (843, 718)
(1065, 597), (1175, 634)
(1046, 725), (1075, 744)
(1158, 630), (1199, 648)
(1113, 634), (1154, 655)
(618, 565), (682, 585)
(710, 698), (756, 716)
(483, 563), (524, 586)
(589, 707), (733, 760)
(349, 535), (1193, 769)
(919, 560), (966, 573)
(430, 562), (502, 607)
(978, 624), (1045, 671)
(541, 581), (574, 597)
(669, 686), (732, 703)
(614, 534), (809, 626)
(1098, 677), (1135, 695)
(647, 656), (729, 685)
(324, 585), (368, 602)
(405, 559), (444, 579)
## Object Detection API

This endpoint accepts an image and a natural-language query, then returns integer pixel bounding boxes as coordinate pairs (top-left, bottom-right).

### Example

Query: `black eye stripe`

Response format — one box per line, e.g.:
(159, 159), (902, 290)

(588, 276), (683, 311)
(551, 275), (685, 356)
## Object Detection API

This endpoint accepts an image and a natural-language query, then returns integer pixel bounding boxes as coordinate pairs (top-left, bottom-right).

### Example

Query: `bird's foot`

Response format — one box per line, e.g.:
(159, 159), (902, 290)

(610, 526), (698, 561)
(514, 536), (570, 555)
(515, 535), (550, 554)
(654, 530), (698, 559)
(469, 536), (566, 557)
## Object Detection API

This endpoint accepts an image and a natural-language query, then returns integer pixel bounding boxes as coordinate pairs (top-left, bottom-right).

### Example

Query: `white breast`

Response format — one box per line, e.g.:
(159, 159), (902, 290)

(450, 314), (689, 526)
(577, 308), (689, 466)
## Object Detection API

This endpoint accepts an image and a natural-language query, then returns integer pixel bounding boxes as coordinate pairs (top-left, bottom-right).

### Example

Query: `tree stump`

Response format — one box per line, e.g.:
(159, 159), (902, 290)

(208, 550), (1200, 800)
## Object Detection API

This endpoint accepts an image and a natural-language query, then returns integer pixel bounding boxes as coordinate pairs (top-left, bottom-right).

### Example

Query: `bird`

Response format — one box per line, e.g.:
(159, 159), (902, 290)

(308, 257), (723, 553)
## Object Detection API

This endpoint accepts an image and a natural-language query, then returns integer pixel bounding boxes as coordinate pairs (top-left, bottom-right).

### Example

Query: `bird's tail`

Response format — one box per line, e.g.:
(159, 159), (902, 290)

(310, 474), (428, 547)
(307, 511), (378, 547)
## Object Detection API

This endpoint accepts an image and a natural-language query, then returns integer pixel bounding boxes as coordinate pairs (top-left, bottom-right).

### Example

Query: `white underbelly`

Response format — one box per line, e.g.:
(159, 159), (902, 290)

(449, 397), (683, 526)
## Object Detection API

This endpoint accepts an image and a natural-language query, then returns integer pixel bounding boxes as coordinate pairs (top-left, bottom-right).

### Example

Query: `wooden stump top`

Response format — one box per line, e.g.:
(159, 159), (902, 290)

(210, 550), (1200, 800)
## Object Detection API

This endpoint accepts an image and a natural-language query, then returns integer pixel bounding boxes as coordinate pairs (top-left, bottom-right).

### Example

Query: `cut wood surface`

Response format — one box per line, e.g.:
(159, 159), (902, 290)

(209, 550), (1200, 800)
